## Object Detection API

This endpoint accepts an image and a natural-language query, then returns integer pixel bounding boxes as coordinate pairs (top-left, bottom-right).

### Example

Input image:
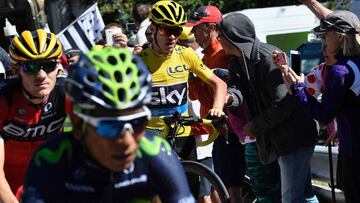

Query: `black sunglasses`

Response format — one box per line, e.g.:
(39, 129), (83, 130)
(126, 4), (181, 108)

(20, 61), (59, 74)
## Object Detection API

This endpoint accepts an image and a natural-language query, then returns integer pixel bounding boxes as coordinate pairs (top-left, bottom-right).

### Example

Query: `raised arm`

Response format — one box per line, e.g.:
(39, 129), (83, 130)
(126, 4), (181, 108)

(301, 0), (332, 19)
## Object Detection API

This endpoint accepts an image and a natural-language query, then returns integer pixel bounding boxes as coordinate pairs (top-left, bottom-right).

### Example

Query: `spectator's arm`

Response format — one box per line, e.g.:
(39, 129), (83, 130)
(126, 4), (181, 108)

(301, 0), (332, 19)
(0, 138), (19, 203)
(227, 58), (243, 108)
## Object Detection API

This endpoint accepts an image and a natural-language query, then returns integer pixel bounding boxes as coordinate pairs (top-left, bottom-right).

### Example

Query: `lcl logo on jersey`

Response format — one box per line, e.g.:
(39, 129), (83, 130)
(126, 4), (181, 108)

(149, 82), (187, 108)
(166, 65), (189, 79)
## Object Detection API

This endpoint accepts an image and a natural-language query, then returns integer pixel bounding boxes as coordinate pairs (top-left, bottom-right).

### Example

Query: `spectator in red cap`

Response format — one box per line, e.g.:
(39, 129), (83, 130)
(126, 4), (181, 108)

(186, 5), (245, 203)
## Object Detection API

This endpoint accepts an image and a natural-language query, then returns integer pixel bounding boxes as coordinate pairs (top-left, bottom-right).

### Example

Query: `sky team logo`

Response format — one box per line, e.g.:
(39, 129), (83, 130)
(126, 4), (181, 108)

(149, 82), (187, 108)
(166, 64), (189, 79)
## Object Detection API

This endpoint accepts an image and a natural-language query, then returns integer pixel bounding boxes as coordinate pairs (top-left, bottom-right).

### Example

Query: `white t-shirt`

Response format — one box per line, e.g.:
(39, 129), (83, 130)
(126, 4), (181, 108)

(135, 18), (151, 46)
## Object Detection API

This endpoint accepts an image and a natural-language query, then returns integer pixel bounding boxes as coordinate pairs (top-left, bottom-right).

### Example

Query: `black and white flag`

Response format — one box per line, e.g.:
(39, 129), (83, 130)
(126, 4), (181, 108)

(57, 3), (105, 53)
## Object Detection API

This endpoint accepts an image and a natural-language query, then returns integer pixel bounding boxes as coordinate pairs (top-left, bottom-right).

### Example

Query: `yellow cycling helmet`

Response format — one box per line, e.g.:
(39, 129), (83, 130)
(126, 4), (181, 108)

(9, 29), (62, 63)
(178, 26), (195, 41)
(149, 0), (187, 27)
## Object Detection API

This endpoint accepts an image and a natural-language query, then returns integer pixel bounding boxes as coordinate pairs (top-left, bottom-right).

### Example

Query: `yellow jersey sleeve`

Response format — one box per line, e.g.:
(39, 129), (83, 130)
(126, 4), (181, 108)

(182, 47), (213, 81)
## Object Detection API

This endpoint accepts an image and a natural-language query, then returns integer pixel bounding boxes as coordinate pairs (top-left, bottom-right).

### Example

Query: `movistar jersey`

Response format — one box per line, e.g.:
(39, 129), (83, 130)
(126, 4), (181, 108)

(22, 133), (195, 203)
(140, 46), (213, 129)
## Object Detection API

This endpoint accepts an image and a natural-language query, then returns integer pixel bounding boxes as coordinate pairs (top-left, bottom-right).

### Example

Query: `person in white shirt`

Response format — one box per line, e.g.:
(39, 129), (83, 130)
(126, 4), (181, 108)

(132, 3), (152, 46)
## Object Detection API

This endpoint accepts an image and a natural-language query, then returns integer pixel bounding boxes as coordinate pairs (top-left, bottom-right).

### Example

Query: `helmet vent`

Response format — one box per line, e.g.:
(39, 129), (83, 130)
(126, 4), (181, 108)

(102, 84), (111, 95)
(107, 55), (117, 65)
(163, 20), (174, 26)
(126, 67), (132, 75)
(103, 97), (114, 106)
(86, 75), (97, 84)
(114, 71), (123, 82)
(118, 88), (126, 102)
(152, 10), (162, 20)
(120, 53), (126, 62)
(98, 70), (110, 79)
(160, 5), (172, 20)
(130, 82), (136, 89)
(84, 86), (95, 96)
(93, 55), (103, 63)
(132, 93), (139, 101)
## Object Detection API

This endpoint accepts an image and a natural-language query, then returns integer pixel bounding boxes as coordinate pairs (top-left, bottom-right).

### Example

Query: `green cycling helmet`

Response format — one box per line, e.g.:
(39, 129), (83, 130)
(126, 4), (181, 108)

(65, 47), (152, 110)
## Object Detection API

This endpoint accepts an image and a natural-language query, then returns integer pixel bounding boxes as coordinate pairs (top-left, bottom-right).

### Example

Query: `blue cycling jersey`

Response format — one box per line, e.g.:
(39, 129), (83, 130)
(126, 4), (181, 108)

(22, 132), (195, 203)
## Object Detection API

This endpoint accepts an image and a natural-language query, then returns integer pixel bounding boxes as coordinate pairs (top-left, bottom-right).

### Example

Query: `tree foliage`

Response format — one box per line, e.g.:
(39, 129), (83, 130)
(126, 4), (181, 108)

(97, 0), (339, 26)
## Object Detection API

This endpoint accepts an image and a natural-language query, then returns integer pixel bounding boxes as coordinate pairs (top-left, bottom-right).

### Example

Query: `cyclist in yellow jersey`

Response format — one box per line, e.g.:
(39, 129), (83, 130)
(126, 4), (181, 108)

(140, 0), (227, 135)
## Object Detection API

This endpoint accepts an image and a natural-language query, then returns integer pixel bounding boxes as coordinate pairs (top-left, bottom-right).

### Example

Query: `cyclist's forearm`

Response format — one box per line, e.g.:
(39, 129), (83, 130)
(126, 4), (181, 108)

(0, 172), (18, 203)
(302, 0), (332, 19)
(210, 78), (227, 110)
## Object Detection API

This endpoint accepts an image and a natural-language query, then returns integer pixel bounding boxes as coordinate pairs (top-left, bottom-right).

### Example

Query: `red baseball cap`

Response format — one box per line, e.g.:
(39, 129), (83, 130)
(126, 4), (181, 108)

(186, 5), (222, 27)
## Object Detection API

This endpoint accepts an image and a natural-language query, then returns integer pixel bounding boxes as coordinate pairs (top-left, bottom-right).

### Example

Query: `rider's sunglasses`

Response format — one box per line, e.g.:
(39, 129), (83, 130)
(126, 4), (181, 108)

(20, 60), (59, 74)
(158, 26), (183, 37)
(74, 107), (151, 139)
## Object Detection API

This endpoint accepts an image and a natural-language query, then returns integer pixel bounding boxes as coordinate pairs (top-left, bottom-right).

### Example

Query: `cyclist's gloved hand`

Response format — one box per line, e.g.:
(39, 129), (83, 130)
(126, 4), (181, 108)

(208, 107), (225, 118)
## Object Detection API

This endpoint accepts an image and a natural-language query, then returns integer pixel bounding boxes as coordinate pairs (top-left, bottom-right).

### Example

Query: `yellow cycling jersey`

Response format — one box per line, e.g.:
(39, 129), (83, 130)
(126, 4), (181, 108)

(140, 45), (213, 130)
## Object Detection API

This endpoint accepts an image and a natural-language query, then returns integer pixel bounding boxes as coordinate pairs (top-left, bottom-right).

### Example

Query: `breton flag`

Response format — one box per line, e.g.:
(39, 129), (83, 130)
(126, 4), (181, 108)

(57, 3), (105, 53)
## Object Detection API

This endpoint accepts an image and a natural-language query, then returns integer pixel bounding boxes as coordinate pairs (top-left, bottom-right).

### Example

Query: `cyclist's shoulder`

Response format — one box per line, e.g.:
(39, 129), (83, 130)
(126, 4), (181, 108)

(0, 79), (20, 94)
(139, 46), (154, 59)
(0, 79), (21, 105)
(32, 133), (78, 166)
(174, 45), (197, 57)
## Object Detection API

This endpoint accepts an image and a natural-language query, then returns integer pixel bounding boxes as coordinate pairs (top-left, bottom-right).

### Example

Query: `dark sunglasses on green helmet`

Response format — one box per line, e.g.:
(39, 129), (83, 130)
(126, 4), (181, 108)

(20, 60), (59, 74)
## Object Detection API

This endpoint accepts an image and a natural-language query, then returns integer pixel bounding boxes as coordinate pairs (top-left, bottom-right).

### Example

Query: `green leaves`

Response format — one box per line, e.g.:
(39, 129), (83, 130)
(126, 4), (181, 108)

(97, 0), (333, 26)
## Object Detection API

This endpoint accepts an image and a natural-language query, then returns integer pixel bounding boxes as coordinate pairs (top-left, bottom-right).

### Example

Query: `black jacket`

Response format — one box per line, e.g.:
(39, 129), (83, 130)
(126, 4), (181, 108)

(227, 39), (318, 164)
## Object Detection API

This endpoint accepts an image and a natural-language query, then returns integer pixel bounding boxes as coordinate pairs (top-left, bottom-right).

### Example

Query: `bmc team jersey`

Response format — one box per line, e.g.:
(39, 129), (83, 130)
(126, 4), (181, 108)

(22, 133), (195, 203)
(140, 45), (213, 130)
(0, 79), (66, 193)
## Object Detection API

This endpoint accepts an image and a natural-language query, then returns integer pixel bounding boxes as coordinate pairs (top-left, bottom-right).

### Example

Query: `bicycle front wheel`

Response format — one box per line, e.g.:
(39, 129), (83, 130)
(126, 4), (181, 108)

(182, 160), (230, 203)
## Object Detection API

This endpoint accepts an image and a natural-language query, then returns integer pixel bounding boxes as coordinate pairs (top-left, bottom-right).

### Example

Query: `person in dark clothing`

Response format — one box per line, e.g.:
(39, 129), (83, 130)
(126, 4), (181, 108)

(277, 8), (360, 203)
(218, 12), (318, 203)
(0, 46), (12, 76)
